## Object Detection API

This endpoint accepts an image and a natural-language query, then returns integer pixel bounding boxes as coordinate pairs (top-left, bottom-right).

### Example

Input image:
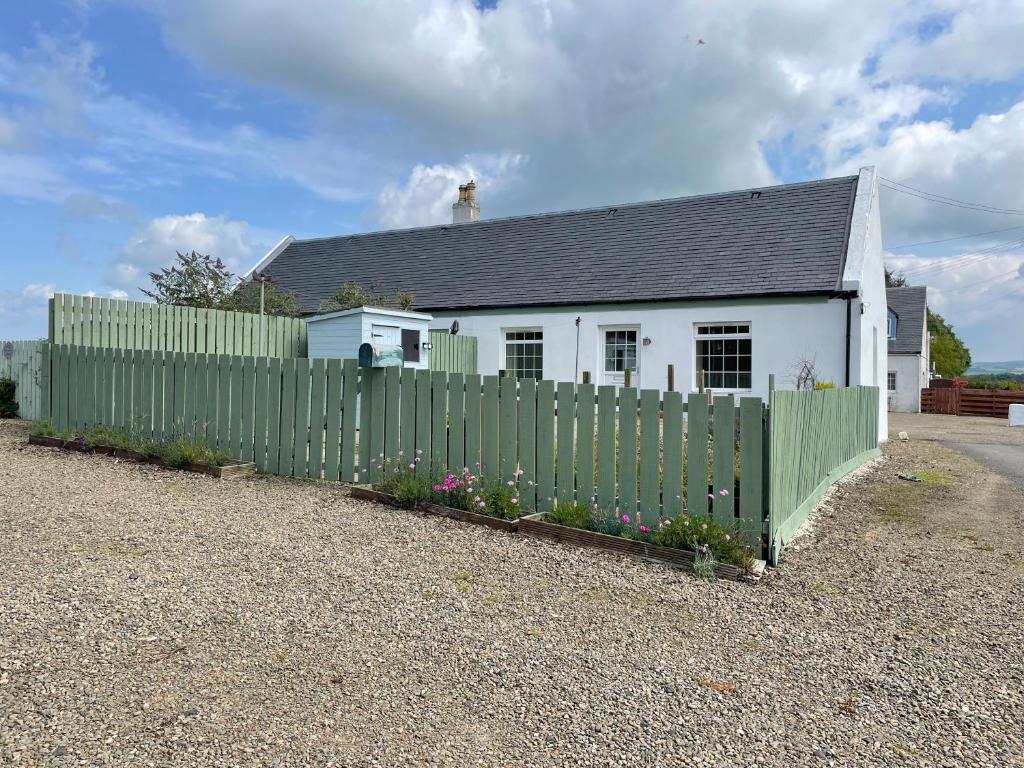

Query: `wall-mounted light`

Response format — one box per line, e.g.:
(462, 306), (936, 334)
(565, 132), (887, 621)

(642, 337), (652, 346)
(421, 341), (434, 351)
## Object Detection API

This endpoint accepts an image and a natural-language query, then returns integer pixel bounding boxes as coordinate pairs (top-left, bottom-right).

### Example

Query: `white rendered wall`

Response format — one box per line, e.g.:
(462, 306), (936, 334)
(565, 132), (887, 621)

(432, 296), (849, 403)
(843, 167), (889, 442)
(888, 354), (924, 413)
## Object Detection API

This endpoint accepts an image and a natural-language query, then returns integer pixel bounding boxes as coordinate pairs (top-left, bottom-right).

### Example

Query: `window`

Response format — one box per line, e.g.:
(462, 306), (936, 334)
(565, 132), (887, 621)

(888, 371), (897, 392)
(887, 309), (898, 339)
(504, 329), (543, 379)
(401, 328), (420, 363)
(695, 323), (752, 390)
(604, 329), (638, 373)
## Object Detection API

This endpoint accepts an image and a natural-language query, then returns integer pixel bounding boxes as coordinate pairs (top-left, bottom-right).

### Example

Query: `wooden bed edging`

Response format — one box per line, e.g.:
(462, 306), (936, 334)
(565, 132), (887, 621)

(349, 486), (520, 533)
(27, 434), (256, 479)
(518, 513), (764, 584)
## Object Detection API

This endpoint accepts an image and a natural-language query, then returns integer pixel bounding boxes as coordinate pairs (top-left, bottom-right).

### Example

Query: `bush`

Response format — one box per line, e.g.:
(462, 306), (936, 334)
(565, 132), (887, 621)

(373, 466), (527, 520)
(547, 500), (592, 529)
(477, 480), (524, 520)
(30, 420), (56, 437)
(0, 376), (17, 418)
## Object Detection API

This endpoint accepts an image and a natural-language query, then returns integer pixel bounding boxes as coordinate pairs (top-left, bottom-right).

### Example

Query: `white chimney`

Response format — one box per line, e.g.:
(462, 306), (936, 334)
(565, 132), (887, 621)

(452, 179), (480, 224)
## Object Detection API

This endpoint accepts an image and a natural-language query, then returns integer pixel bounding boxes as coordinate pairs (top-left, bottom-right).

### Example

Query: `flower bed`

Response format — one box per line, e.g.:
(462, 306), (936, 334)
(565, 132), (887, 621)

(515, 493), (764, 583)
(349, 486), (520, 533)
(28, 426), (255, 479)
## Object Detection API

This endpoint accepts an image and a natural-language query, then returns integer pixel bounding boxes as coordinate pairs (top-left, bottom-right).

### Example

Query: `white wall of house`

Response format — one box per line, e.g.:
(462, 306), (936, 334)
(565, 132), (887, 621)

(843, 167), (889, 441)
(432, 295), (850, 403)
(888, 354), (927, 412)
(307, 306), (432, 369)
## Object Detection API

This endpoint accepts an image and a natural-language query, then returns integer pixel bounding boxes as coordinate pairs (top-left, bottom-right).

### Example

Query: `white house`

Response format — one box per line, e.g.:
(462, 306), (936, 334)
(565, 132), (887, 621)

(886, 286), (930, 413)
(248, 168), (889, 439)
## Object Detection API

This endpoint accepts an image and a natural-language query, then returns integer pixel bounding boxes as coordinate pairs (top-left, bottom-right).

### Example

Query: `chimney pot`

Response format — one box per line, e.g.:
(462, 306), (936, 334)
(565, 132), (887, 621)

(452, 179), (480, 224)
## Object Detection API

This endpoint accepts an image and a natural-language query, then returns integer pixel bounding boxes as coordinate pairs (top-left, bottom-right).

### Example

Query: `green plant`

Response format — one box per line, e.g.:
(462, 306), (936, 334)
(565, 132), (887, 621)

(690, 539), (717, 580)
(30, 420), (56, 437)
(163, 440), (230, 468)
(0, 376), (17, 418)
(547, 500), (592, 529)
(814, 381), (836, 390)
(319, 281), (416, 313)
(142, 250), (236, 308)
(478, 479), (524, 520)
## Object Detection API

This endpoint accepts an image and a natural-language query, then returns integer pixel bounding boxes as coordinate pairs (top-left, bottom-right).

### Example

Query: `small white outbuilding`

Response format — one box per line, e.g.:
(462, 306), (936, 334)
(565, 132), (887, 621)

(305, 306), (433, 368)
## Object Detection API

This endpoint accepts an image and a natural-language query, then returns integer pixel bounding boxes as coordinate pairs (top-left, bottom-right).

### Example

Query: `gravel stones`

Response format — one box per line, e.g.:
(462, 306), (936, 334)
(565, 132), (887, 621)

(1, 419), (1021, 766)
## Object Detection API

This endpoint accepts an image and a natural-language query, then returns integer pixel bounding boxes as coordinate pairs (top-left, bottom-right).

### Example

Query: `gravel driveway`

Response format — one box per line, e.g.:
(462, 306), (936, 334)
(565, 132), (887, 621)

(1, 419), (1022, 767)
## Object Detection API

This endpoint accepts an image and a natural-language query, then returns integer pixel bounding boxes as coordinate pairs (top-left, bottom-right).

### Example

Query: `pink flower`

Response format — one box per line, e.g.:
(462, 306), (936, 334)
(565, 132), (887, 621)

(434, 485), (441, 491)
(719, 489), (730, 497)
(621, 514), (631, 523)
(467, 487), (473, 493)
(527, 480), (534, 486)
(511, 498), (518, 504)
(639, 525), (649, 534)
(708, 494), (714, 501)
(506, 480), (515, 487)
(478, 501), (486, 508)
(409, 463), (416, 469)
(415, 449), (423, 454)
(515, 468), (524, 477)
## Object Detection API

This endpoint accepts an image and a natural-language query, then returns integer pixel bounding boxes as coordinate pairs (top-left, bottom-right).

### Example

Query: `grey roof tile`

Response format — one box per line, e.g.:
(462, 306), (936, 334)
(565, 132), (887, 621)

(887, 286), (928, 355)
(263, 175), (860, 313)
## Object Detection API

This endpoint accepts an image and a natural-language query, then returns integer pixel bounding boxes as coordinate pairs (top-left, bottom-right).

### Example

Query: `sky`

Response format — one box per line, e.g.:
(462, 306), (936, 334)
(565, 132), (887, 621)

(1, 0), (1023, 363)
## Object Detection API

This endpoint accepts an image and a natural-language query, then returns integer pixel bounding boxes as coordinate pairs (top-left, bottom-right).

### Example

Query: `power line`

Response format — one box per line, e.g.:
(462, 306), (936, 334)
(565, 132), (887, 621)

(893, 237), (1024, 278)
(879, 177), (1024, 216)
(886, 224), (1024, 250)
(942, 266), (1023, 293)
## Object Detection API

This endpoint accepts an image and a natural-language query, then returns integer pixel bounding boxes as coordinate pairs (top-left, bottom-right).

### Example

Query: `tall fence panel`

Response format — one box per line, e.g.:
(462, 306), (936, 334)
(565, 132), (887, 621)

(48, 293), (307, 358)
(0, 340), (47, 420)
(768, 386), (880, 564)
(428, 331), (477, 374)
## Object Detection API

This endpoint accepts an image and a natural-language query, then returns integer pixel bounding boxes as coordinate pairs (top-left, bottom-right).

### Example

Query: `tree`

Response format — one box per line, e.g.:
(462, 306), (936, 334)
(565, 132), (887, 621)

(928, 310), (972, 378)
(142, 251), (235, 308)
(220, 276), (301, 317)
(319, 282), (415, 313)
(885, 268), (907, 288)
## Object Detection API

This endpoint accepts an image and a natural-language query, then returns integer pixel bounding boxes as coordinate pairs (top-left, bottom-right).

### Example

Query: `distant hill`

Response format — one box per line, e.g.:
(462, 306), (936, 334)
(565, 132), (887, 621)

(966, 361), (1024, 375)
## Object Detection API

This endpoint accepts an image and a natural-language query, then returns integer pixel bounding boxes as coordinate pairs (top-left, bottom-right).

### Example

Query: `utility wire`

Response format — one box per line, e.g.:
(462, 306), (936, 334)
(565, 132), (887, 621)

(886, 224), (1024, 250)
(894, 237), (1024, 278)
(879, 178), (1024, 216)
(942, 266), (1023, 293)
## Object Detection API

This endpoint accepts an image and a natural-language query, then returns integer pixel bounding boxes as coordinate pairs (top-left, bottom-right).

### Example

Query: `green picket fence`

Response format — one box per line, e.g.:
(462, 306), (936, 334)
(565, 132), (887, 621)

(428, 331), (478, 374)
(767, 385), (880, 563)
(0, 339), (48, 420)
(49, 293), (307, 358)
(44, 343), (767, 552)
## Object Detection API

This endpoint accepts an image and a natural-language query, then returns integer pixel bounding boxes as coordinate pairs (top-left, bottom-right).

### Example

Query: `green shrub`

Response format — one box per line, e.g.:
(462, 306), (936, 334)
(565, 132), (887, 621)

(814, 381), (836, 390)
(30, 420), (56, 437)
(376, 469), (434, 507)
(163, 440), (230, 468)
(478, 480), (524, 520)
(649, 515), (750, 567)
(547, 500), (593, 529)
(0, 376), (17, 418)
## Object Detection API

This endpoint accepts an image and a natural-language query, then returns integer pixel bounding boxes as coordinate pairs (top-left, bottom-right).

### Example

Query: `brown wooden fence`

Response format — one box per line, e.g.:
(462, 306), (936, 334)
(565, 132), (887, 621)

(921, 387), (1024, 418)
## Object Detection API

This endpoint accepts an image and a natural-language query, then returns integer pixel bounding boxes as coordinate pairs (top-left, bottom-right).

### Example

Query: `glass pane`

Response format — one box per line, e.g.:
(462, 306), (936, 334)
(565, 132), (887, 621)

(738, 372), (751, 389)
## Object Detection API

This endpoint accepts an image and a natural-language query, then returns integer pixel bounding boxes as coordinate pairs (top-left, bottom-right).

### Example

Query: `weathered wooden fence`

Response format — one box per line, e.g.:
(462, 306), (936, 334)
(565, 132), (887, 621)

(49, 293), (307, 358)
(0, 340), (48, 420)
(767, 386), (880, 562)
(428, 331), (478, 374)
(922, 386), (1024, 419)
(44, 343), (766, 551)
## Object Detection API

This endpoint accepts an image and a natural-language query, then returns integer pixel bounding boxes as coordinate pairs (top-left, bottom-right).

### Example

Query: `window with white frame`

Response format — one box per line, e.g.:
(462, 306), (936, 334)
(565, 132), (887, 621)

(888, 371), (897, 391)
(887, 309), (898, 339)
(604, 329), (638, 373)
(695, 323), (752, 390)
(504, 329), (543, 379)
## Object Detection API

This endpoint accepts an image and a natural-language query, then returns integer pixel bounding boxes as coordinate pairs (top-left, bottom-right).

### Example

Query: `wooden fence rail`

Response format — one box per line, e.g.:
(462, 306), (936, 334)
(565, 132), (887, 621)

(922, 386), (1024, 419)
(48, 293), (307, 358)
(767, 386), (880, 563)
(428, 331), (478, 374)
(0, 339), (48, 420)
(44, 343), (767, 552)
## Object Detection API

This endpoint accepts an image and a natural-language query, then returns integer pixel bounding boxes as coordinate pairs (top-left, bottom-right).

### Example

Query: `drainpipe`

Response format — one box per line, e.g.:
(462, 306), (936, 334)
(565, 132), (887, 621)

(845, 297), (852, 387)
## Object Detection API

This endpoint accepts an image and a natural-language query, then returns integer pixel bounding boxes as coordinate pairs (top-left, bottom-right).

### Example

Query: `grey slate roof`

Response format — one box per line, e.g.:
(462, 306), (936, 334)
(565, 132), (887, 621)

(887, 286), (928, 355)
(262, 175), (860, 313)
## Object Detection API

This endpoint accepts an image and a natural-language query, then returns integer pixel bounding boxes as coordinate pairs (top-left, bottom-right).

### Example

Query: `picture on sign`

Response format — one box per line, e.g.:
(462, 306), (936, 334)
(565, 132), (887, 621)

(358, 342), (404, 367)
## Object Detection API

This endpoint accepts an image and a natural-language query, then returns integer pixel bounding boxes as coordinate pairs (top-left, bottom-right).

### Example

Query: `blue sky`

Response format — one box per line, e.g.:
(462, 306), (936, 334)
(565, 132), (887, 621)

(1, 0), (1023, 362)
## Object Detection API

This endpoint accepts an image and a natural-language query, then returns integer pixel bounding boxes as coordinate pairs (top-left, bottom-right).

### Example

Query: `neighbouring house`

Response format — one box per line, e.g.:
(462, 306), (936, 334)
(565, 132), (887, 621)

(886, 286), (930, 413)
(247, 169), (889, 439)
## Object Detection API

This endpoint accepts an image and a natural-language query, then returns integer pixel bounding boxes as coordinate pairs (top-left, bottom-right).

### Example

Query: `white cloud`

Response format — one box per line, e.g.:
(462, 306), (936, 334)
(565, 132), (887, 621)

(370, 153), (525, 229)
(159, 0), (952, 215)
(836, 100), (1024, 242)
(888, 250), (1024, 361)
(110, 213), (262, 292)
